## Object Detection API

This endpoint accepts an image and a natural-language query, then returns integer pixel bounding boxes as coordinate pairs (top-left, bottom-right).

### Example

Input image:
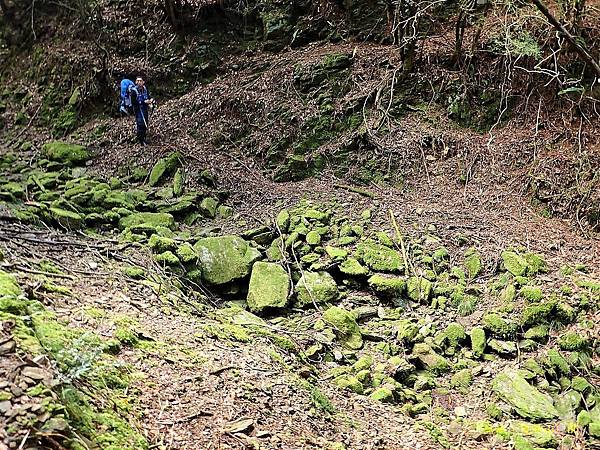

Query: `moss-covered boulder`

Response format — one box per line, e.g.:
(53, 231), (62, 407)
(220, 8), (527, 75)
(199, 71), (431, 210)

(368, 274), (406, 297)
(155, 251), (180, 265)
(482, 313), (518, 339)
(339, 257), (369, 276)
(49, 207), (83, 229)
(502, 251), (529, 277)
(469, 327), (486, 357)
(355, 240), (403, 272)
(334, 374), (364, 394)
(119, 212), (176, 231)
(193, 236), (261, 285)
(406, 276), (433, 303)
(492, 369), (558, 421)
(247, 262), (290, 312)
(199, 197), (218, 218)
(295, 271), (339, 307)
(148, 152), (180, 186)
(176, 243), (198, 263)
(323, 306), (363, 349)
(370, 386), (395, 402)
(148, 234), (176, 253)
(464, 248), (482, 279)
(451, 369), (473, 389)
(42, 141), (90, 166)
(412, 343), (450, 374)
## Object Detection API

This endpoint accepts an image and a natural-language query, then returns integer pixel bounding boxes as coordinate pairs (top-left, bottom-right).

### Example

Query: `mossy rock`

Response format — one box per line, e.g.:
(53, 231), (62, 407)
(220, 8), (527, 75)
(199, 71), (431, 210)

(172, 168), (184, 196)
(176, 243), (198, 263)
(339, 257), (369, 276)
(510, 421), (557, 448)
(247, 262), (290, 312)
(355, 240), (403, 272)
(148, 234), (176, 253)
(412, 343), (450, 374)
(368, 274), (406, 298)
(199, 197), (218, 218)
(464, 248), (482, 279)
(369, 386), (395, 402)
(334, 375), (364, 394)
(396, 319), (419, 343)
(295, 271), (339, 307)
(492, 369), (558, 421)
(451, 369), (473, 389)
(119, 212), (176, 231)
(469, 327), (486, 357)
(520, 286), (543, 302)
(49, 207), (84, 229)
(502, 251), (529, 277)
(325, 246), (347, 261)
(155, 251), (179, 265)
(148, 152), (180, 186)
(217, 205), (233, 219)
(521, 300), (556, 327)
(523, 325), (549, 342)
(482, 313), (518, 339)
(193, 236), (261, 285)
(275, 209), (290, 232)
(42, 141), (90, 166)
(323, 306), (362, 350)
(438, 322), (466, 350)
(406, 276), (433, 303)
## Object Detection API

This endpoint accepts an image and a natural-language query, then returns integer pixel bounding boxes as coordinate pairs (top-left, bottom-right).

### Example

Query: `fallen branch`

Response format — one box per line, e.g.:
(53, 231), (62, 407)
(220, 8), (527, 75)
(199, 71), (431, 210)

(531, 0), (600, 79)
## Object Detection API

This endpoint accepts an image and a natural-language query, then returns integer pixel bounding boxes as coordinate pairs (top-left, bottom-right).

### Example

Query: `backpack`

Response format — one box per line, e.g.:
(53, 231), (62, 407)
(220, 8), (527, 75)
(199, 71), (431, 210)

(119, 79), (135, 114)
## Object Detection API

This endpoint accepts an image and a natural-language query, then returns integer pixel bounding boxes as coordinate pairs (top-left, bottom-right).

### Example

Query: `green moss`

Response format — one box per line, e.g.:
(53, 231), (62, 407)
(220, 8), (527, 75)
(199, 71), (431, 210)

(482, 313), (518, 339)
(199, 197), (218, 218)
(247, 262), (290, 312)
(119, 212), (176, 231)
(275, 209), (290, 232)
(545, 349), (570, 375)
(521, 300), (556, 326)
(523, 324), (549, 341)
(339, 257), (369, 276)
(334, 375), (364, 394)
(323, 306), (362, 349)
(464, 248), (482, 279)
(148, 234), (176, 253)
(42, 141), (90, 166)
(49, 207), (84, 229)
(201, 323), (252, 342)
(61, 386), (148, 449)
(148, 152), (180, 186)
(325, 246), (347, 261)
(370, 386), (395, 402)
(122, 266), (145, 279)
(502, 250), (528, 276)
(295, 271), (339, 307)
(439, 322), (466, 349)
(470, 327), (486, 357)
(154, 251), (180, 265)
(0, 270), (22, 298)
(450, 369), (473, 389)
(194, 236), (261, 285)
(412, 343), (450, 374)
(355, 240), (403, 272)
(176, 243), (198, 263)
(520, 286), (543, 302)
(310, 386), (335, 413)
(368, 274), (406, 297)
(492, 369), (558, 420)
(406, 276), (433, 303)
(353, 355), (374, 371)
(558, 332), (588, 351)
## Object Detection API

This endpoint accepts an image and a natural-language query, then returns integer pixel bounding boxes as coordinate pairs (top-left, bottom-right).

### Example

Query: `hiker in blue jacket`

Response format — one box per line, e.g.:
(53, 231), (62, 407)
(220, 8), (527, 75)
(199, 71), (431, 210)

(130, 76), (155, 145)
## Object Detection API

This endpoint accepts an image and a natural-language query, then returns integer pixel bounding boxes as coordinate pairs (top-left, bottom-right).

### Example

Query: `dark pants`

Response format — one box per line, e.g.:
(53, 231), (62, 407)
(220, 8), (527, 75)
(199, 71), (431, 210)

(135, 110), (148, 144)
